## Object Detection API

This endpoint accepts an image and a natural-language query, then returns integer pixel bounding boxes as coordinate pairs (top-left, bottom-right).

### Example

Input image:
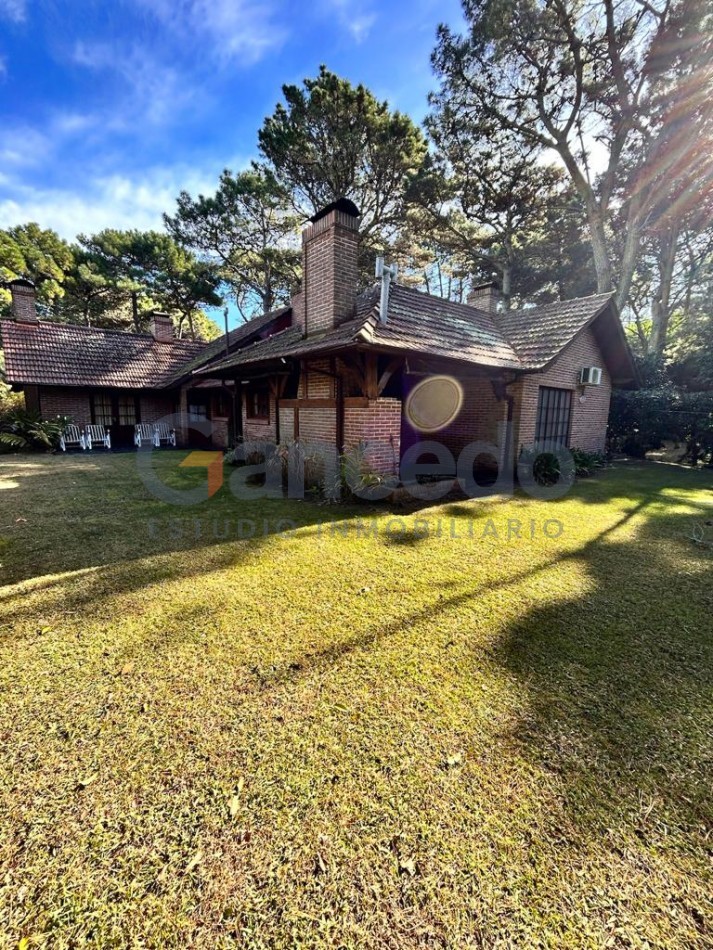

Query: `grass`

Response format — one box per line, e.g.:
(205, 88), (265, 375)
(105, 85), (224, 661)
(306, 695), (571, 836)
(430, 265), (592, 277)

(0, 451), (711, 948)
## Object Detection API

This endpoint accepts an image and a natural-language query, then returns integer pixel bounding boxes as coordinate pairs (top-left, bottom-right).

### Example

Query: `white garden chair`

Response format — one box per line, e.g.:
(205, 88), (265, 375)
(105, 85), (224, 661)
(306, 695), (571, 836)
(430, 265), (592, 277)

(85, 424), (111, 450)
(134, 423), (157, 448)
(59, 424), (86, 452)
(154, 422), (177, 447)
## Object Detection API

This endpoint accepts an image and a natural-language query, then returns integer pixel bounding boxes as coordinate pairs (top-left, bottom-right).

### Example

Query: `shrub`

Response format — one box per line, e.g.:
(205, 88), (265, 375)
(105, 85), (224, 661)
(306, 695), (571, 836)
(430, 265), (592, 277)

(0, 410), (65, 452)
(336, 441), (398, 501)
(571, 449), (605, 477)
(608, 388), (713, 465)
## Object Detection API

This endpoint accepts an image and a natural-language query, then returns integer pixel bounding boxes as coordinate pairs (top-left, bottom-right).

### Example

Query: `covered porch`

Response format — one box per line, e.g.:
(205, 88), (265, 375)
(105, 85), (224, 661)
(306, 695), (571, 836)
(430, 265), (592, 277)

(198, 347), (517, 480)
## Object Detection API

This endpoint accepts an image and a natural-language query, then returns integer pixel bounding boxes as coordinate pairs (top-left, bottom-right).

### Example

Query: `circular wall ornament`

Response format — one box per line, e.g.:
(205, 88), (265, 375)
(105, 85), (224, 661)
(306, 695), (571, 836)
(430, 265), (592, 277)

(404, 375), (464, 433)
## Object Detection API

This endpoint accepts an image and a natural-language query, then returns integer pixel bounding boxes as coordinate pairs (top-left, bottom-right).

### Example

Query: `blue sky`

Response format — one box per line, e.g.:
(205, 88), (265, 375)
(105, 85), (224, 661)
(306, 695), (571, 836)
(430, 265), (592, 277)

(0, 0), (465, 242)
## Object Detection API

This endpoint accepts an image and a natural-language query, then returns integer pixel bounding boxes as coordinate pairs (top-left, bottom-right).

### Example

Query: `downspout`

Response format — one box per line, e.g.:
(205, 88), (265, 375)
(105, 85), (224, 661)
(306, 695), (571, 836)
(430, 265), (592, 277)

(491, 375), (517, 475)
(335, 361), (344, 456)
(275, 379), (281, 445)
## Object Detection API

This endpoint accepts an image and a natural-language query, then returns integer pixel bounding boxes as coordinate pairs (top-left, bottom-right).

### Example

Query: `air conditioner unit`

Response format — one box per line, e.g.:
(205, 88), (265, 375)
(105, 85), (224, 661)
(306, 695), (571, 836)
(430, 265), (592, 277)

(580, 366), (602, 386)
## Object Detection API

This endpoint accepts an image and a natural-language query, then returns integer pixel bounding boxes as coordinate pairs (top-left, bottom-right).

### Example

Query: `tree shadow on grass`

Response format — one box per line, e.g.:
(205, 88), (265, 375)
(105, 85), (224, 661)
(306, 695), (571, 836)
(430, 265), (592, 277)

(207, 488), (712, 842)
(487, 500), (713, 840)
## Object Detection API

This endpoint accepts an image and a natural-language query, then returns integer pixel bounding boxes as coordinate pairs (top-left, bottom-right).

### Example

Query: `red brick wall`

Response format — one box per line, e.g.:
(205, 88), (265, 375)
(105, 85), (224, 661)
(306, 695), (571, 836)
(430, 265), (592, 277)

(38, 387), (182, 430)
(279, 407), (295, 442)
(38, 387), (92, 424)
(242, 393), (277, 443)
(299, 408), (337, 446)
(512, 326), (612, 454)
(301, 361), (334, 399)
(344, 398), (401, 476)
(303, 209), (359, 336)
(139, 394), (176, 424)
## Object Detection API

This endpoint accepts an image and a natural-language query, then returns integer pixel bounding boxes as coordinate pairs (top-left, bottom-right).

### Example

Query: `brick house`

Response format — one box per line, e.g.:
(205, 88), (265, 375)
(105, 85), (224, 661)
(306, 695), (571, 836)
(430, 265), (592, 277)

(195, 199), (637, 476)
(1, 198), (636, 469)
(0, 281), (289, 449)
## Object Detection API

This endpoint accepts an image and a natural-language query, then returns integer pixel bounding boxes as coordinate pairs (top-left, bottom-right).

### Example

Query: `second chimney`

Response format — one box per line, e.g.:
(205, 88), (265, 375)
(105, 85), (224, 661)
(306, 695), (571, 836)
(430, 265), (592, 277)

(302, 198), (360, 336)
(468, 280), (501, 313)
(150, 312), (174, 342)
(9, 278), (38, 324)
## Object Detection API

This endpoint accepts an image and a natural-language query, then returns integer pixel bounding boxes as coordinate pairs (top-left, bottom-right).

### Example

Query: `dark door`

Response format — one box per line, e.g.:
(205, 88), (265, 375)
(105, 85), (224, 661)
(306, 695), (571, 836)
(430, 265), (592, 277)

(91, 391), (139, 448)
(113, 393), (139, 448)
(187, 396), (211, 448)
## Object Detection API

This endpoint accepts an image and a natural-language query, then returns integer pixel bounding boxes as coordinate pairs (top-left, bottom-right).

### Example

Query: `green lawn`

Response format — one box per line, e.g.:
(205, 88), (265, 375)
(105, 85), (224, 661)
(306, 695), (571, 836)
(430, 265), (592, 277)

(0, 452), (711, 948)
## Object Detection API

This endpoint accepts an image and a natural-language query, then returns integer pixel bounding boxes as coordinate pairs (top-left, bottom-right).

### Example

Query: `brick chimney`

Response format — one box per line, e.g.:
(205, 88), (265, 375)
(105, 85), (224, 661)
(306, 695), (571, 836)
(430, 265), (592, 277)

(150, 312), (174, 342)
(302, 198), (360, 336)
(291, 287), (305, 330)
(9, 278), (38, 324)
(468, 280), (501, 313)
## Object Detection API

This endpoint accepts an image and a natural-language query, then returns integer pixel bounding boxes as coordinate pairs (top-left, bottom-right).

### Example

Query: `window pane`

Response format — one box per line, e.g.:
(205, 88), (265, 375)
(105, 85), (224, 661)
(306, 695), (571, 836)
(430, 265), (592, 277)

(118, 395), (137, 426)
(188, 404), (208, 421)
(535, 387), (572, 447)
(246, 387), (269, 419)
(93, 393), (112, 426)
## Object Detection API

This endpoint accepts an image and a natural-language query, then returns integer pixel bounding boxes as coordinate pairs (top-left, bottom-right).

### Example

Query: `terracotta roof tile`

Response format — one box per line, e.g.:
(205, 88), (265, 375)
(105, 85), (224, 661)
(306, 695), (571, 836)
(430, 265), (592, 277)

(160, 307), (290, 388)
(497, 292), (615, 369)
(0, 320), (205, 388)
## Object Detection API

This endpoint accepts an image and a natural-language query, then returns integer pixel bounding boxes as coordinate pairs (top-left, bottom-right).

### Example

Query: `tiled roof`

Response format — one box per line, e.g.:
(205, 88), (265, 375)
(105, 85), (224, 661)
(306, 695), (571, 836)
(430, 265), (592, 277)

(366, 285), (521, 368)
(160, 307), (290, 388)
(0, 320), (205, 388)
(1, 287), (631, 389)
(497, 292), (615, 369)
(199, 284), (595, 375)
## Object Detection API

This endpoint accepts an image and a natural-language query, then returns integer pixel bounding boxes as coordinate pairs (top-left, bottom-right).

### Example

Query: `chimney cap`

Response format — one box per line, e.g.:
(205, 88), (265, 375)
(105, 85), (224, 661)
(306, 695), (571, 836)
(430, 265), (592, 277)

(470, 280), (500, 292)
(6, 276), (36, 289)
(309, 197), (361, 224)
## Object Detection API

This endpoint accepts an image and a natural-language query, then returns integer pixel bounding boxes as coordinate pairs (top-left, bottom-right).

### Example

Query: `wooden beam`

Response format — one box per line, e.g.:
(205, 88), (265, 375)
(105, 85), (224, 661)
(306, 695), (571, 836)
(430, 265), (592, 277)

(365, 353), (378, 400)
(377, 356), (402, 395)
(339, 353), (366, 395)
(279, 398), (337, 409)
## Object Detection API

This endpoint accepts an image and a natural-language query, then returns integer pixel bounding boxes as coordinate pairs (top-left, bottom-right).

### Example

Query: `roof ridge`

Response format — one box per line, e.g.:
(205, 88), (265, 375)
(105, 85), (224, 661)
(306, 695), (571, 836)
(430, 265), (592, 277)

(0, 317), (207, 346)
(391, 283), (496, 321)
(1, 318), (207, 348)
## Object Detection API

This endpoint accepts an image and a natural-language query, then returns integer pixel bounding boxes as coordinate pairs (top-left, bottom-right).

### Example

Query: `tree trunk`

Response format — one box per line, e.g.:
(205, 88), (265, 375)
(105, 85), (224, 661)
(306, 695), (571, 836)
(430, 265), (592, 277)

(500, 263), (512, 310)
(585, 201), (614, 294)
(650, 226), (680, 355)
(558, 148), (614, 294)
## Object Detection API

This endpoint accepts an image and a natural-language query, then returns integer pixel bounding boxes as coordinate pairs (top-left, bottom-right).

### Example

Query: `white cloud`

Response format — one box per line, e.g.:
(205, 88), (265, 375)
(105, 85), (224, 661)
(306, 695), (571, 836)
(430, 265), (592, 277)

(323, 0), (377, 42)
(135, 0), (286, 66)
(72, 41), (202, 128)
(0, 161), (249, 239)
(0, 0), (25, 22)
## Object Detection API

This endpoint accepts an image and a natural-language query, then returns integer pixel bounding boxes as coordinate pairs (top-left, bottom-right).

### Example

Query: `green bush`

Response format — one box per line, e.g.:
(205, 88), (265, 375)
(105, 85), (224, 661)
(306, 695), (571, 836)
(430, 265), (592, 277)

(608, 388), (713, 465)
(571, 449), (605, 477)
(0, 410), (65, 452)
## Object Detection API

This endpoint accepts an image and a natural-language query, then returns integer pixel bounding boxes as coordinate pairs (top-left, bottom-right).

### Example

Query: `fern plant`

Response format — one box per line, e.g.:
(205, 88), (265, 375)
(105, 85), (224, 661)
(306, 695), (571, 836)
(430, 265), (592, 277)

(0, 410), (65, 452)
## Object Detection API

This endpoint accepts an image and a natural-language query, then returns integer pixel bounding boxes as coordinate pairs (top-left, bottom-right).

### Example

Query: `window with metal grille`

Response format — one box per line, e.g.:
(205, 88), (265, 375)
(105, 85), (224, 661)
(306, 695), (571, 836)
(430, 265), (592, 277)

(92, 393), (112, 426)
(535, 387), (572, 447)
(118, 394), (137, 426)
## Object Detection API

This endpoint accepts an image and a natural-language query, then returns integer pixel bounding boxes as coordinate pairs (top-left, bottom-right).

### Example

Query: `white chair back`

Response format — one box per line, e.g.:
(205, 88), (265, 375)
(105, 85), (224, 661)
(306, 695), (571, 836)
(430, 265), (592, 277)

(85, 424), (111, 450)
(154, 423), (177, 447)
(59, 424), (86, 451)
